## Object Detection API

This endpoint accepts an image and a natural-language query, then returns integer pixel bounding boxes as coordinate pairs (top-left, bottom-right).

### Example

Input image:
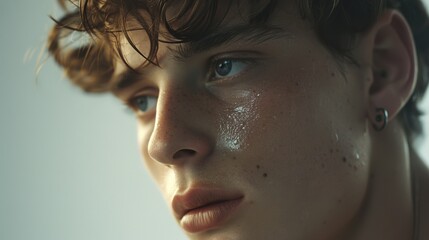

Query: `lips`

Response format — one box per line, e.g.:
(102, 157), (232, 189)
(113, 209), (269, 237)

(172, 187), (244, 233)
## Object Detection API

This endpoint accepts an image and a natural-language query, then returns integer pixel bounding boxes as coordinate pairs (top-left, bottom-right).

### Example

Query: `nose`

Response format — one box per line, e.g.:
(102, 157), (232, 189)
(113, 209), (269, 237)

(146, 86), (214, 166)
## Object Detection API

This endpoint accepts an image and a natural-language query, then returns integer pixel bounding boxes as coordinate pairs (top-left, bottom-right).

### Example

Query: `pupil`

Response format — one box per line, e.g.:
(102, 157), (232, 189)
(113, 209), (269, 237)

(216, 60), (232, 76)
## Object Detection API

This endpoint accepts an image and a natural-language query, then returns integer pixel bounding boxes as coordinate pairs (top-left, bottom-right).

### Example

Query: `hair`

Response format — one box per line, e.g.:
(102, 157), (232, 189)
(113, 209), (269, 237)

(48, 0), (429, 138)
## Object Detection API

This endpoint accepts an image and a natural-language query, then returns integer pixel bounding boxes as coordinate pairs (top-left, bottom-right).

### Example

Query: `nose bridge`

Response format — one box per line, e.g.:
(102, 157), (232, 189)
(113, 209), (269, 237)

(147, 84), (213, 165)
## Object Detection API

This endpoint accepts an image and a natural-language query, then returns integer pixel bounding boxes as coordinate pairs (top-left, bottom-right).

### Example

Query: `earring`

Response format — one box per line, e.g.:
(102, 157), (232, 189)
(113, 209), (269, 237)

(373, 108), (389, 131)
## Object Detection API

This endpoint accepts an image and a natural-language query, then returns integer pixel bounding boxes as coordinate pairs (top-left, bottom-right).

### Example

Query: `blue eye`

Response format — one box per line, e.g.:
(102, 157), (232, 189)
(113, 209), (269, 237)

(215, 60), (233, 76)
(211, 59), (250, 80)
(132, 95), (157, 113)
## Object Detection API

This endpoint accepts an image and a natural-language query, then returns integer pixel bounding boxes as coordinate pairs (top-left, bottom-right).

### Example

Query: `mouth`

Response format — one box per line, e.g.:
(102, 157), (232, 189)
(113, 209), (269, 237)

(172, 187), (244, 233)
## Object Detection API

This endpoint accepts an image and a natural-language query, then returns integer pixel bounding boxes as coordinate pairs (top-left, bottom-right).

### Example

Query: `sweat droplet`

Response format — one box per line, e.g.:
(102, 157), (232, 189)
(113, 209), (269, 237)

(235, 106), (245, 113)
(356, 153), (360, 160)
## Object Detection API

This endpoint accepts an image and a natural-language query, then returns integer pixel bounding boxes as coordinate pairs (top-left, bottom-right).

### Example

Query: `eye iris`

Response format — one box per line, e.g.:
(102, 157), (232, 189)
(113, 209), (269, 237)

(135, 97), (148, 111)
(215, 60), (232, 76)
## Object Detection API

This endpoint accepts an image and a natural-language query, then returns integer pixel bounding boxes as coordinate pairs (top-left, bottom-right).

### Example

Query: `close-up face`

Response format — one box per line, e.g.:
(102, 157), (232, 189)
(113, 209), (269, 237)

(114, 1), (374, 239)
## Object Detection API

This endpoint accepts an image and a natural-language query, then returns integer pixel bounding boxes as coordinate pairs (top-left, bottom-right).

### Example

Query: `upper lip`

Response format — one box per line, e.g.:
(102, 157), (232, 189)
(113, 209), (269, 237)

(172, 185), (244, 220)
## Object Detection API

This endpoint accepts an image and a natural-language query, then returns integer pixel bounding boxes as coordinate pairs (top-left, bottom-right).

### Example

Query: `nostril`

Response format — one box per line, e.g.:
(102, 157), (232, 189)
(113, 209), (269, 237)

(172, 149), (197, 159)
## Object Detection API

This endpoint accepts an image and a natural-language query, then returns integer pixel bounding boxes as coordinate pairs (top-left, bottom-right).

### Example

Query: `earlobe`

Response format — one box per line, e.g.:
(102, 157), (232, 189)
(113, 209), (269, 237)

(366, 10), (417, 127)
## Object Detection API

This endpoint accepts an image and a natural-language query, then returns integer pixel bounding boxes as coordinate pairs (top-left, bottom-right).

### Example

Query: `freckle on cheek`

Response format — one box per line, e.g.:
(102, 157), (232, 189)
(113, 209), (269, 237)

(342, 156), (360, 171)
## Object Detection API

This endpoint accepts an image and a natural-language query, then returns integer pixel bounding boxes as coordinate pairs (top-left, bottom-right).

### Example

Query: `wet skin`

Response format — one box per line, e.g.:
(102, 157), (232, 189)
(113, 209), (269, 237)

(112, 1), (426, 240)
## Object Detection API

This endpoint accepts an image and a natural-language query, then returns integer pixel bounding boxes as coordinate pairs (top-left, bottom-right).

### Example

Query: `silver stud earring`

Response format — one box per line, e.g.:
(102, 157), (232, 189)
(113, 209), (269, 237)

(373, 108), (389, 131)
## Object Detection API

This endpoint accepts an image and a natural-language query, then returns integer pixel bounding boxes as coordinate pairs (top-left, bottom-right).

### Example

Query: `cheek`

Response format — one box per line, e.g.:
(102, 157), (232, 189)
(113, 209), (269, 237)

(244, 77), (370, 190)
(235, 56), (371, 235)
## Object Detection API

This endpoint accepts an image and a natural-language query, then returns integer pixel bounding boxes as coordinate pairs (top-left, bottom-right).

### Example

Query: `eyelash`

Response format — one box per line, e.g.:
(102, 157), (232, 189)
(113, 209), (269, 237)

(206, 56), (257, 82)
(125, 93), (158, 115)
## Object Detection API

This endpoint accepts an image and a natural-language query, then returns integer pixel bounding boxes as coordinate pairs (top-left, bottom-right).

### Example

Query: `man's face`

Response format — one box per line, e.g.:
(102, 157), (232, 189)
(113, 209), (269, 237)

(114, 1), (372, 239)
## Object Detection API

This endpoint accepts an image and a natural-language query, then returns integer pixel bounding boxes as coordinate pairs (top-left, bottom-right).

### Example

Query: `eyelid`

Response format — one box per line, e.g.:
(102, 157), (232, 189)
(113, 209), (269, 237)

(124, 88), (158, 112)
(206, 52), (262, 82)
(208, 51), (263, 62)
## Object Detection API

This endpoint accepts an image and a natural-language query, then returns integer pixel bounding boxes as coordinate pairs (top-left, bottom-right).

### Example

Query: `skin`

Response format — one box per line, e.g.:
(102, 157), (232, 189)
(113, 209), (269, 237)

(112, 1), (429, 239)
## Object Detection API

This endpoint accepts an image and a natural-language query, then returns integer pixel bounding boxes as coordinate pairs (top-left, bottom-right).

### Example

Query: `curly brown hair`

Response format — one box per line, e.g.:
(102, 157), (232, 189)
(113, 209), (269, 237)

(48, 0), (429, 138)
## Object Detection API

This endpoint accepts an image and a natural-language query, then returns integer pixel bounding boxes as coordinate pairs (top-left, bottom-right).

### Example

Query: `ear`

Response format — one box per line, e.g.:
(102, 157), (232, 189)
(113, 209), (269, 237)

(364, 10), (417, 127)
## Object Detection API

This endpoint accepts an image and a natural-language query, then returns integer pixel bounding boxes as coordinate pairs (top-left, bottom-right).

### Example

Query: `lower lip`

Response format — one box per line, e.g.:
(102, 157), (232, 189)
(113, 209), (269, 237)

(180, 198), (243, 233)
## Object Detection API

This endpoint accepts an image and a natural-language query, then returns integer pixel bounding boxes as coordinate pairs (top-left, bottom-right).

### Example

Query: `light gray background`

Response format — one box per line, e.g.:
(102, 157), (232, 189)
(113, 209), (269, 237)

(1, 1), (429, 240)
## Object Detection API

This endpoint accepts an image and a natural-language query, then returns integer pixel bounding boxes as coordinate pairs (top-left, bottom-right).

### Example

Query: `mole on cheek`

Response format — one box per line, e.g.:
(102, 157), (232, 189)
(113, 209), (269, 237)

(255, 165), (268, 178)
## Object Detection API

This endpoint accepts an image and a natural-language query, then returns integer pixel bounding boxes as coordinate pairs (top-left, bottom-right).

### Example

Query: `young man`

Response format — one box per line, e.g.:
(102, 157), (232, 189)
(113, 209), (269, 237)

(49, 0), (429, 239)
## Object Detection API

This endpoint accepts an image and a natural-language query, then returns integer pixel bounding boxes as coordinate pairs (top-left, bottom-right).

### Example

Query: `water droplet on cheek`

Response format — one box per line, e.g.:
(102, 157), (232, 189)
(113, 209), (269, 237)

(235, 106), (245, 113)
(217, 91), (262, 152)
(224, 138), (241, 150)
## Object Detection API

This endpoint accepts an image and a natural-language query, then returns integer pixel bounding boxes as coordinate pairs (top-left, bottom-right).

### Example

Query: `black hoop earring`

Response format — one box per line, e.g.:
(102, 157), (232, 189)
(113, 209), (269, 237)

(373, 108), (389, 131)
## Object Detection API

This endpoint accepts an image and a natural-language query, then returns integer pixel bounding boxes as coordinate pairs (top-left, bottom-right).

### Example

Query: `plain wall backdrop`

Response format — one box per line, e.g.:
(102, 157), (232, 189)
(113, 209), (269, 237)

(1, 1), (429, 240)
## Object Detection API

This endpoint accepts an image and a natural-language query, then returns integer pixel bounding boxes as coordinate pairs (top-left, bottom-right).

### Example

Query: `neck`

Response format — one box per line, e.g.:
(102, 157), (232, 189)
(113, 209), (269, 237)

(341, 120), (415, 240)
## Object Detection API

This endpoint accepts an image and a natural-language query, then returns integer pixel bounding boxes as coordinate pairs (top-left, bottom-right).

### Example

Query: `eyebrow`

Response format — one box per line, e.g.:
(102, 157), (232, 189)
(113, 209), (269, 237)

(171, 24), (290, 60)
(113, 24), (290, 92)
(113, 70), (140, 92)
